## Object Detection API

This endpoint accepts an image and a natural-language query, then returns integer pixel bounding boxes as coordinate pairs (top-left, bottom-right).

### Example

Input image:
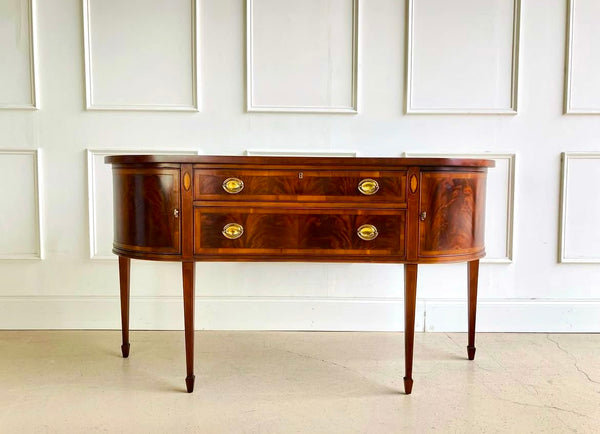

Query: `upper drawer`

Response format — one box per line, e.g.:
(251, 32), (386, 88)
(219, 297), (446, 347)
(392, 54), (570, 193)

(194, 169), (406, 203)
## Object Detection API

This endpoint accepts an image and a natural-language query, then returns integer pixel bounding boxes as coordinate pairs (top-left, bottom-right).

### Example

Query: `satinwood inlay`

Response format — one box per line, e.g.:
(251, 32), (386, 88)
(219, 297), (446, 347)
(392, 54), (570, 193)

(183, 172), (191, 191)
(410, 174), (418, 193)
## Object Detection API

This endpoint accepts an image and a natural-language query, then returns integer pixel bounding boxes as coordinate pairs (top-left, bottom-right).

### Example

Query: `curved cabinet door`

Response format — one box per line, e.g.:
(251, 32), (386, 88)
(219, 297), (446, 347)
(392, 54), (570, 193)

(112, 168), (181, 254)
(418, 171), (486, 258)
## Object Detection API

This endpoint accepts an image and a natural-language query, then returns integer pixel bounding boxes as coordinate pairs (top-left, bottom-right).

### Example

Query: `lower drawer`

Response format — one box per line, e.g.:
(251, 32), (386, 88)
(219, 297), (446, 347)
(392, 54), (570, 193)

(194, 207), (406, 257)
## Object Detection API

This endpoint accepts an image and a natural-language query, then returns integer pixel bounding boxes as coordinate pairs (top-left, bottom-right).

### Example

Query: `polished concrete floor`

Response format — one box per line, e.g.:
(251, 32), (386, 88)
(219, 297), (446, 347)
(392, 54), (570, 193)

(1, 331), (599, 433)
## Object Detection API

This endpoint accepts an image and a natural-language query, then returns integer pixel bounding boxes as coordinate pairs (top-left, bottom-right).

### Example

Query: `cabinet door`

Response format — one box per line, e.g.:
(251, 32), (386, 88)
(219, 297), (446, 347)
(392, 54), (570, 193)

(112, 168), (181, 254)
(418, 171), (486, 258)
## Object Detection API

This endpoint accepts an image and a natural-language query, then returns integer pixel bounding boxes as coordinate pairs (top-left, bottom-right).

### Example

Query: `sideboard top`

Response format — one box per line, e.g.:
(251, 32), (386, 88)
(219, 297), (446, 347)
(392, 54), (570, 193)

(104, 154), (495, 168)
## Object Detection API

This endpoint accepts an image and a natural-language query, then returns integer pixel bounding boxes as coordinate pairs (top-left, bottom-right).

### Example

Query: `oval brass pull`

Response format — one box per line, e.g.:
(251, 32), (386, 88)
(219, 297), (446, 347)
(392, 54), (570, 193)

(222, 223), (244, 240)
(357, 224), (378, 241)
(420, 211), (427, 221)
(222, 178), (244, 194)
(358, 179), (379, 195)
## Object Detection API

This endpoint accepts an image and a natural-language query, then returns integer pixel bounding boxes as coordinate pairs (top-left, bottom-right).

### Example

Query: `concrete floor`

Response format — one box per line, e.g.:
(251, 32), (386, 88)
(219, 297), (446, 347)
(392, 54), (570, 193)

(0, 331), (599, 433)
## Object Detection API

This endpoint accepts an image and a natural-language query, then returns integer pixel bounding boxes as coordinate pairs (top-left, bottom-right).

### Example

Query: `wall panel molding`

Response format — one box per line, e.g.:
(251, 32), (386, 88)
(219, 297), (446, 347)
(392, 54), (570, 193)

(559, 152), (600, 262)
(405, 0), (520, 114)
(82, 0), (199, 111)
(87, 149), (199, 260)
(0, 0), (39, 109)
(564, 0), (600, 114)
(404, 153), (515, 263)
(246, 0), (359, 113)
(0, 149), (43, 259)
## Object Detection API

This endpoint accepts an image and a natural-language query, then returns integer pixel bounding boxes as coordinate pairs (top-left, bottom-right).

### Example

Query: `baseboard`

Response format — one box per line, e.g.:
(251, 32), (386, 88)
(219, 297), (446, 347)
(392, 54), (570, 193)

(0, 296), (425, 331)
(424, 300), (600, 332)
(1, 297), (598, 331)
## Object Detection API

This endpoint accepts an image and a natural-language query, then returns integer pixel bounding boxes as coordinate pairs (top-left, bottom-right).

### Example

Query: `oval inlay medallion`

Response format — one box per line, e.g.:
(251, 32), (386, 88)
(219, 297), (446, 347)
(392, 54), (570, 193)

(183, 172), (191, 191)
(410, 174), (418, 193)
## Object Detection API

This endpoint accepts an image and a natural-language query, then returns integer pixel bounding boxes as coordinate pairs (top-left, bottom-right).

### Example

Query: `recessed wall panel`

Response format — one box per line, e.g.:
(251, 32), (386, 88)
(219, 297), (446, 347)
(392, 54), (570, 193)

(0, 150), (41, 258)
(0, 0), (37, 109)
(247, 0), (358, 112)
(83, 0), (198, 110)
(565, 0), (600, 113)
(406, 0), (519, 113)
(560, 153), (600, 262)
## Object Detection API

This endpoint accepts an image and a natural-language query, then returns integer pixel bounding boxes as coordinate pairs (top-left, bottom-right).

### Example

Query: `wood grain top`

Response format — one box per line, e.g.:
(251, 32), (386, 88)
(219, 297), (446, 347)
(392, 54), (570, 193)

(104, 154), (495, 168)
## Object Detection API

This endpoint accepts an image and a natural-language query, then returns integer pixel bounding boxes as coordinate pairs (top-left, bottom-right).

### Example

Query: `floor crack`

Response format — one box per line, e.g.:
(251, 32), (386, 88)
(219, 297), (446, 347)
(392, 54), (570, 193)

(546, 334), (600, 385)
(481, 380), (586, 432)
(268, 345), (376, 385)
(445, 333), (462, 349)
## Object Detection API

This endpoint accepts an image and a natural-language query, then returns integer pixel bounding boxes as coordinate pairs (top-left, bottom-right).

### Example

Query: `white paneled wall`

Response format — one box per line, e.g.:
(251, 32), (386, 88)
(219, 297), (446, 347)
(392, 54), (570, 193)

(1, 0), (600, 331)
(0, 0), (38, 109)
(559, 153), (600, 263)
(0, 150), (43, 259)
(406, 0), (520, 113)
(247, 0), (358, 112)
(83, 0), (198, 110)
(564, 0), (600, 113)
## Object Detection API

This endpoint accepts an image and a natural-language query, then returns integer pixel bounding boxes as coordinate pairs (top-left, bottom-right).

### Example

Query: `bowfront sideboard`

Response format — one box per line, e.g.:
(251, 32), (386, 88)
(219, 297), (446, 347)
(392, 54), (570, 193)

(105, 155), (494, 394)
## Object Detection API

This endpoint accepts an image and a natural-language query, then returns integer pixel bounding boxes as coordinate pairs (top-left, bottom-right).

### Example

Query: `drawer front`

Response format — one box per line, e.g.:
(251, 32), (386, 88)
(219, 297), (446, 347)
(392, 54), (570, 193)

(194, 169), (406, 203)
(194, 207), (406, 257)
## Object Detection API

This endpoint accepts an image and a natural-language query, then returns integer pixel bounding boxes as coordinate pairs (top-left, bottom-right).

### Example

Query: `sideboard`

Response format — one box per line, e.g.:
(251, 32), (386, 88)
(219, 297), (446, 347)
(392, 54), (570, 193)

(105, 155), (495, 394)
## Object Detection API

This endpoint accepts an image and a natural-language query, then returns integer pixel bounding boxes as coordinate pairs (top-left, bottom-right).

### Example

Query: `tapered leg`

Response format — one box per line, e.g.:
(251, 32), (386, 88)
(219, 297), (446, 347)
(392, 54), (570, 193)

(467, 260), (479, 361)
(403, 264), (418, 394)
(182, 261), (196, 393)
(118, 256), (131, 358)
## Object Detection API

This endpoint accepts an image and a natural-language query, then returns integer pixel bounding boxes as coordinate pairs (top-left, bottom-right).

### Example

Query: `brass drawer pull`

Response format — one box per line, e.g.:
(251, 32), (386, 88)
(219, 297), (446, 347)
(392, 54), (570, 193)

(357, 224), (378, 241)
(358, 179), (379, 195)
(222, 223), (244, 240)
(222, 178), (244, 194)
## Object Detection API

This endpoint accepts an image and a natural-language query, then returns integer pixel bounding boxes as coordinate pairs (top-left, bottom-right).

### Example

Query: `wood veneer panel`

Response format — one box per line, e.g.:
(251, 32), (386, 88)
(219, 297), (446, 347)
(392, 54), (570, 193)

(112, 168), (181, 254)
(418, 171), (486, 257)
(194, 207), (406, 257)
(194, 169), (406, 203)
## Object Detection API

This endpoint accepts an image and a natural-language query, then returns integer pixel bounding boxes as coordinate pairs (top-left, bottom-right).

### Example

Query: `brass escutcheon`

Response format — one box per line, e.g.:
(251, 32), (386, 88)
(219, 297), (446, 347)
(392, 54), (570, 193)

(222, 223), (244, 240)
(358, 179), (379, 195)
(357, 224), (378, 241)
(222, 178), (244, 194)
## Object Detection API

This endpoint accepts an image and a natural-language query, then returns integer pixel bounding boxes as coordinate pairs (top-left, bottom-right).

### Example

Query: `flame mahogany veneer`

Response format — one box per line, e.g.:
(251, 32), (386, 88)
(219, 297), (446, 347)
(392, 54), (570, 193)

(105, 155), (494, 394)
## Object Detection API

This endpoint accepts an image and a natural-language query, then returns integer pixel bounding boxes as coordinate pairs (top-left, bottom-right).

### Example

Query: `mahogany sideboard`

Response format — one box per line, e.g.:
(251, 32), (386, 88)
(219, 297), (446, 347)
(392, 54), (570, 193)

(105, 155), (495, 394)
